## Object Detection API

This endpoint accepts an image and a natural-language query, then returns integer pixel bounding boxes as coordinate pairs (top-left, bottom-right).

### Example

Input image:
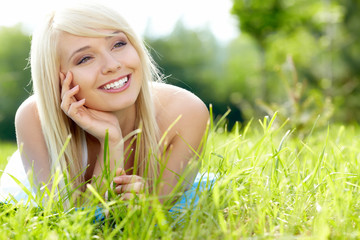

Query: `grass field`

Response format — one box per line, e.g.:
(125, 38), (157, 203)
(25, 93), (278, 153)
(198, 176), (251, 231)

(0, 142), (16, 172)
(1, 116), (360, 239)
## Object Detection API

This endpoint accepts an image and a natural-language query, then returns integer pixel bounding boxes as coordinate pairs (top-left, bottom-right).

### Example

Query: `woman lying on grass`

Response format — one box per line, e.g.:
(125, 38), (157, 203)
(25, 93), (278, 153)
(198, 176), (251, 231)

(1, 1), (208, 208)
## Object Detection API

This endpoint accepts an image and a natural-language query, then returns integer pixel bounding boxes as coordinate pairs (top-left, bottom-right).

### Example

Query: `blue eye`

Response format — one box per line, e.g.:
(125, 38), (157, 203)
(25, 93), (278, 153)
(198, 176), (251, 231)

(113, 41), (127, 49)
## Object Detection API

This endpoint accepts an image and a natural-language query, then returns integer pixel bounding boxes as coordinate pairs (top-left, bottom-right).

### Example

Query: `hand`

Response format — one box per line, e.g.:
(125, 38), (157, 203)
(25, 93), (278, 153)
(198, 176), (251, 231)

(113, 168), (147, 200)
(60, 71), (122, 143)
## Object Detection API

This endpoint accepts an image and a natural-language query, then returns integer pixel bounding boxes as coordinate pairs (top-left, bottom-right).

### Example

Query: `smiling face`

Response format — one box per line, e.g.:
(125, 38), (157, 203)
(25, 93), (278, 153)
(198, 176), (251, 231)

(58, 30), (143, 112)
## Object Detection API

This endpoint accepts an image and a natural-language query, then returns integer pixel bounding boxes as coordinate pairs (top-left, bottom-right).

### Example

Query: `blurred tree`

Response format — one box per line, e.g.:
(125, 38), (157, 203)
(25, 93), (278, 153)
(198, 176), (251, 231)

(231, 0), (360, 126)
(333, 0), (360, 122)
(146, 21), (244, 126)
(0, 25), (31, 141)
(222, 34), (262, 120)
(231, 0), (328, 99)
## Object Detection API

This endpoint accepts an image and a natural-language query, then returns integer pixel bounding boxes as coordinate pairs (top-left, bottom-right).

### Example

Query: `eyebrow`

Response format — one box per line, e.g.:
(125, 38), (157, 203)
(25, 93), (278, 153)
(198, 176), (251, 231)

(105, 31), (121, 39)
(68, 46), (91, 62)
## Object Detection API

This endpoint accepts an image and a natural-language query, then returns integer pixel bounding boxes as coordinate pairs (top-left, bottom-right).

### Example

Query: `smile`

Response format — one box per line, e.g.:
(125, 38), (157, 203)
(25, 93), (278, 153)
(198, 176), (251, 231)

(102, 76), (129, 90)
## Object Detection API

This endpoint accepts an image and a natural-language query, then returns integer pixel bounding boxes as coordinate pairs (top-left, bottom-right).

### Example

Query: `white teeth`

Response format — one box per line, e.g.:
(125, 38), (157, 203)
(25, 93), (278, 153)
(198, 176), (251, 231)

(103, 76), (128, 90)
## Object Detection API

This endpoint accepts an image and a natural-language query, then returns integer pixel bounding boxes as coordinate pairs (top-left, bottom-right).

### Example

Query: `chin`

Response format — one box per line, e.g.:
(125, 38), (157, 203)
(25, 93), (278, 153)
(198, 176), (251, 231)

(93, 97), (138, 112)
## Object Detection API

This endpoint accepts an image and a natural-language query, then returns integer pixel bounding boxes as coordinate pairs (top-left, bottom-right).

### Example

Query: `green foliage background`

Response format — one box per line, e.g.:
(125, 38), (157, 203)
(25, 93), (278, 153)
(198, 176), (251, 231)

(0, 25), (31, 141)
(230, 0), (360, 125)
(0, 0), (360, 140)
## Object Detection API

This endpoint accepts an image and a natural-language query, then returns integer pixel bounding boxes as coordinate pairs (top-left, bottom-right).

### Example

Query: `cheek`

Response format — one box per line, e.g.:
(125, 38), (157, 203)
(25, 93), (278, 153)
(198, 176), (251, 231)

(71, 72), (92, 99)
(125, 47), (142, 69)
(71, 70), (85, 86)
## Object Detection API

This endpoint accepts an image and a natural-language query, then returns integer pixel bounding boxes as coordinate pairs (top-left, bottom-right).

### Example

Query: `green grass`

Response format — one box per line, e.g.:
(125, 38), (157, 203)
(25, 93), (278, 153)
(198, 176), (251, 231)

(2, 116), (360, 239)
(0, 141), (16, 172)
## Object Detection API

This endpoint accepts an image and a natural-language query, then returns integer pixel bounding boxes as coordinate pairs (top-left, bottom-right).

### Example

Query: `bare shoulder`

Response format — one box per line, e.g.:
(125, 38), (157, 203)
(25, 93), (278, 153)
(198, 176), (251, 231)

(152, 82), (209, 139)
(15, 95), (44, 149)
(153, 82), (209, 121)
(151, 83), (208, 191)
(15, 95), (40, 129)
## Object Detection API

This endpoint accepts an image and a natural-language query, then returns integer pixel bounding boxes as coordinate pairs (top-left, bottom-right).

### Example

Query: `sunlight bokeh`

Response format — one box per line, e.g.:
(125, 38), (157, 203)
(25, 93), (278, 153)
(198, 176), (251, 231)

(0, 0), (238, 41)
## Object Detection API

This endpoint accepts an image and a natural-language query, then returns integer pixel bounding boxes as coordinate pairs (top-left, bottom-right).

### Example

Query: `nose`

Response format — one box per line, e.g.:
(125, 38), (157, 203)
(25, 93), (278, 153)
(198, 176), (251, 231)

(101, 52), (121, 74)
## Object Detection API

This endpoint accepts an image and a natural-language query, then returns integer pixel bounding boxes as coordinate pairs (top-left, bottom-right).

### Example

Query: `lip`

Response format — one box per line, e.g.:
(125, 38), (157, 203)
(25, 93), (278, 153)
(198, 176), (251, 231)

(99, 74), (131, 93)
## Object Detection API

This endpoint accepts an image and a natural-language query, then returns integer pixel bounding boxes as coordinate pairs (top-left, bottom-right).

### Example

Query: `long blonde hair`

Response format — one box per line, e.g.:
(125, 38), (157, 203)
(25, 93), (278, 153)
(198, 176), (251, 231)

(30, 1), (161, 202)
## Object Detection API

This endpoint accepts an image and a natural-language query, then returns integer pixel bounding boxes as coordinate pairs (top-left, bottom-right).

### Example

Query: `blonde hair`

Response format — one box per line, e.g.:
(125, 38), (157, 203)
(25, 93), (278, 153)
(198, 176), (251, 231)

(30, 1), (160, 203)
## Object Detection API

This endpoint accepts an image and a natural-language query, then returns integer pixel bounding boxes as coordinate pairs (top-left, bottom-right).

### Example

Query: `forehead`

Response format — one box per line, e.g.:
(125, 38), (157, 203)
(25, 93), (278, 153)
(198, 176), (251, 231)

(58, 31), (88, 45)
(58, 30), (122, 47)
(58, 31), (92, 48)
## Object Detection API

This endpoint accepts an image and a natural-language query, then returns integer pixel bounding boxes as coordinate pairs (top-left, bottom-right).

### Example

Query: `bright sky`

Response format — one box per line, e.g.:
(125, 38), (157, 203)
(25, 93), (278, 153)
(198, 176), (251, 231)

(0, 0), (239, 42)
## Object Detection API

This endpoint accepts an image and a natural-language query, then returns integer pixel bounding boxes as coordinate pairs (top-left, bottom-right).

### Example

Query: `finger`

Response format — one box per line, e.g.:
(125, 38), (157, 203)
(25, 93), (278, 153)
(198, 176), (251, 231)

(67, 98), (86, 117)
(60, 85), (80, 112)
(113, 175), (144, 185)
(120, 193), (138, 201)
(115, 182), (145, 194)
(60, 72), (73, 99)
(59, 72), (67, 85)
(62, 85), (79, 101)
(114, 182), (144, 194)
(105, 190), (109, 201)
(116, 168), (126, 176)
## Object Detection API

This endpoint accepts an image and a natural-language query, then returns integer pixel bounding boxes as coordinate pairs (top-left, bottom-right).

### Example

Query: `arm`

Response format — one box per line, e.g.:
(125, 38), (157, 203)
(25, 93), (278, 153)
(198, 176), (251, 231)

(92, 140), (124, 189)
(60, 71), (124, 183)
(15, 95), (123, 193)
(157, 90), (209, 197)
(15, 71), (125, 196)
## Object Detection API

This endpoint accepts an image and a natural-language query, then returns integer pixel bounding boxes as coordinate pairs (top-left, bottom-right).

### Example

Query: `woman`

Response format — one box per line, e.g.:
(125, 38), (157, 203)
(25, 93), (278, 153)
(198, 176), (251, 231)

(0, 2), (209, 207)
